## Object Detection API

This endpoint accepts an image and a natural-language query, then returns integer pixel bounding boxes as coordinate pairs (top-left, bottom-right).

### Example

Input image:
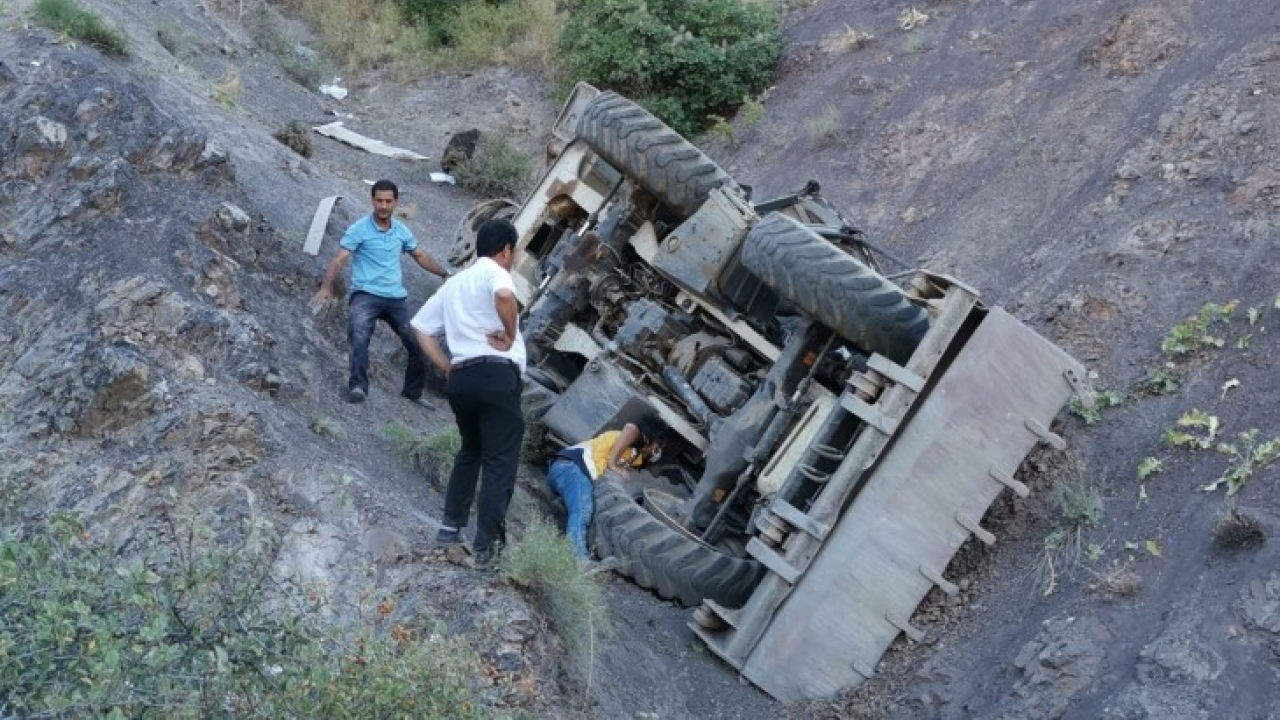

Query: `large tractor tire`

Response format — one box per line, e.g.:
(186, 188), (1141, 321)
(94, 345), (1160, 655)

(740, 213), (929, 364)
(590, 477), (761, 608)
(577, 92), (736, 218)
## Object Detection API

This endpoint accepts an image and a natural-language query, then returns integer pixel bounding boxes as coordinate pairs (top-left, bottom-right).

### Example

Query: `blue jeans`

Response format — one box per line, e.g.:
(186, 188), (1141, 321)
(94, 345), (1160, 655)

(547, 459), (594, 558)
(347, 291), (426, 398)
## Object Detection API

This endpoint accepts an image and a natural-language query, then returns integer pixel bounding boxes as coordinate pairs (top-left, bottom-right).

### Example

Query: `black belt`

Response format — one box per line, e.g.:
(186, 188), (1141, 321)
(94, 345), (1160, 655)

(451, 355), (517, 371)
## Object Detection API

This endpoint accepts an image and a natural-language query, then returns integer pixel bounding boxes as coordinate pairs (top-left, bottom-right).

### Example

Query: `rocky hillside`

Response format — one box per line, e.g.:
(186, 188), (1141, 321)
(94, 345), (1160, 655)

(2, 0), (1279, 717)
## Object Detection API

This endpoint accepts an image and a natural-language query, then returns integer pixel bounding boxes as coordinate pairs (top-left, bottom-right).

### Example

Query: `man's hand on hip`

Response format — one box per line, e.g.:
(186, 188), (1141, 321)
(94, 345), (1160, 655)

(486, 330), (514, 352)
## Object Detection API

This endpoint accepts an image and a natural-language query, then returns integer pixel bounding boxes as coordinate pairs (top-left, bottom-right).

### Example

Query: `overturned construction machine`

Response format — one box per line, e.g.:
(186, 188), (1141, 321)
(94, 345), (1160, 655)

(451, 84), (1090, 702)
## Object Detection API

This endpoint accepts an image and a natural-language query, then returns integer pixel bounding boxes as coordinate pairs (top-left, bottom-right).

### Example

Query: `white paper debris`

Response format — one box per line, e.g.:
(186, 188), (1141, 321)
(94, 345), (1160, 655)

(318, 77), (348, 100)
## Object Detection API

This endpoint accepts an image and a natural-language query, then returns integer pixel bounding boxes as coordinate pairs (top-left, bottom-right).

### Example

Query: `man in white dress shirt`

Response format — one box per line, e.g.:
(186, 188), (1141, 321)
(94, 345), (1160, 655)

(411, 219), (525, 565)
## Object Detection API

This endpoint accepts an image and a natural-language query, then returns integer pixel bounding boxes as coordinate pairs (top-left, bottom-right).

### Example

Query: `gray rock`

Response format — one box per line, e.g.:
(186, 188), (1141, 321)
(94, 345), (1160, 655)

(1136, 632), (1225, 684)
(1001, 616), (1112, 719)
(216, 202), (251, 232)
(1239, 572), (1280, 634)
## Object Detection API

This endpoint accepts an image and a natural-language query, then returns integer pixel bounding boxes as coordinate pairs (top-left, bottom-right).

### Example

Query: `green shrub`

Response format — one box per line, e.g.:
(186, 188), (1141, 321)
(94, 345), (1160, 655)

(502, 519), (608, 671)
(32, 0), (127, 55)
(453, 133), (535, 198)
(0, 515), (486, 717)
(382, 421), (461, 471)
(557, 0), (782, 135)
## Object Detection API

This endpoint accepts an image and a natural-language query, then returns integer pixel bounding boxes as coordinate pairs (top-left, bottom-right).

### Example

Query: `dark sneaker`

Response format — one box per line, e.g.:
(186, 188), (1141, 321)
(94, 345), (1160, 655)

(436, 527), (462, 544)
(347, 387), (367, 403)
(473, 546), (500, 570)
(401, 393), (435, 411)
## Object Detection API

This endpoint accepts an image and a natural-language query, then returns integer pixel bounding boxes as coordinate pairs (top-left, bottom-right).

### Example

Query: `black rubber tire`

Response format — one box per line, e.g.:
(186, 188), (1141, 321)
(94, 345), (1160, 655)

(577, 92), (736, 218)
(740, 213), (929, 364)
(590, 477), (761, 608)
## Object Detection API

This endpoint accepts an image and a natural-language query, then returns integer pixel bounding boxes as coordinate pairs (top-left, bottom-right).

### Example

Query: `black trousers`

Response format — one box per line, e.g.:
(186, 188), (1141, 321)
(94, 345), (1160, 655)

(442, 361), (524, 553)
(347, 291), (427, 399)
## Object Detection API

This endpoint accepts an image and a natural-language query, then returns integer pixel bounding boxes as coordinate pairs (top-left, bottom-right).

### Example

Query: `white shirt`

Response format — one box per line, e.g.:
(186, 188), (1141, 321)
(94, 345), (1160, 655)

(411, 256), (527, 372)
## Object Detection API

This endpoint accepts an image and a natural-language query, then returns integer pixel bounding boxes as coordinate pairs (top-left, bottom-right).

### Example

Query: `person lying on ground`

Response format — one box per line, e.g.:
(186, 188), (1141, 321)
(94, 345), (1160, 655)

(546, 414), (667, 558)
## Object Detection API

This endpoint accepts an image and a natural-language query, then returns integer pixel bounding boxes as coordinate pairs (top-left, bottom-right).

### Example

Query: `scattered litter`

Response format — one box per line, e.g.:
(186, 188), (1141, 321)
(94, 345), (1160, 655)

(318, 77), (348, 100)
(303, 195), (341, 256)
(430, 172), (456, 185)
(313, 122), (429, 161)
(898, 8), (929, 31)
(326, 109), (355, 120)
(1220, 378), (1240, 400)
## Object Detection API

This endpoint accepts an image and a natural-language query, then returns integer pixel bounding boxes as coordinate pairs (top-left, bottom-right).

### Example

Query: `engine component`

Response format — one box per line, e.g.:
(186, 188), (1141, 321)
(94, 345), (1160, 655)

(614, 298), (684, 355)
(690, 354), (751, 415)
(661, 365), (719, 427)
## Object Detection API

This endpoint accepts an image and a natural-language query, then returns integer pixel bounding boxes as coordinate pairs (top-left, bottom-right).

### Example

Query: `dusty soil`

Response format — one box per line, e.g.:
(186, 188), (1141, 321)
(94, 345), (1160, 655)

(2, 0), (1278, 717)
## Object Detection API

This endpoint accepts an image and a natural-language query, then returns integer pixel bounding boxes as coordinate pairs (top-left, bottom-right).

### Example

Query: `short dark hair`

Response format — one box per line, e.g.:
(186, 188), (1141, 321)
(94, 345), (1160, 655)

(371, 179), (398, 199)
(635, 413), (667, 445)
(475, 218), (517, 258)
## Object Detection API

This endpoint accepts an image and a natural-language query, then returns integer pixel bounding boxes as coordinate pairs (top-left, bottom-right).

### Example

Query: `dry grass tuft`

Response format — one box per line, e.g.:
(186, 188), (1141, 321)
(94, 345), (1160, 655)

(1087, 562), (1141, 598)
(1213, 507), (1265, 550)
(274, 120), (314, 157)
(212, 68), (241, 106)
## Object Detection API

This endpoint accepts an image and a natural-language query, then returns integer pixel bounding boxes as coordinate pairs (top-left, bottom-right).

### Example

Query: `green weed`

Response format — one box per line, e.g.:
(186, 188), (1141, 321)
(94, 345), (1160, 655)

(381, 422), (461, 472)
(1068, 388), (1125, 425)
(706, 114), (737, 147)
(453, 133), (535, 199)
(1204, 429), (1280, 496)
(902, 33), (927, 55)
(1136, 456), (1164, 481)
(740, 94), (766, 128)
(32, 0), (127, 54)
(501, 519), (608, 676)
(1161, 300), (1236, 357)
(310, 415), (344, 439)
(1161, 408), (1220, 450)
(1140, 365), (1180, 396)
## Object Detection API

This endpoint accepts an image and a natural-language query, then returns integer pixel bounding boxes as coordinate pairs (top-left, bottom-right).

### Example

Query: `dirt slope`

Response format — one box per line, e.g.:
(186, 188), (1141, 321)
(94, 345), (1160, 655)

(2, 0), (1278, 717)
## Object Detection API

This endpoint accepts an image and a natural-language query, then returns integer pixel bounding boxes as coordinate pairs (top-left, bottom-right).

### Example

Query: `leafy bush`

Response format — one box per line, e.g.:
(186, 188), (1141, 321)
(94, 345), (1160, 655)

(557, 0), (782, 135)
(0, 515), (486, 717)
(32, 0), (127, 55)
(453, 133), (535, 198)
